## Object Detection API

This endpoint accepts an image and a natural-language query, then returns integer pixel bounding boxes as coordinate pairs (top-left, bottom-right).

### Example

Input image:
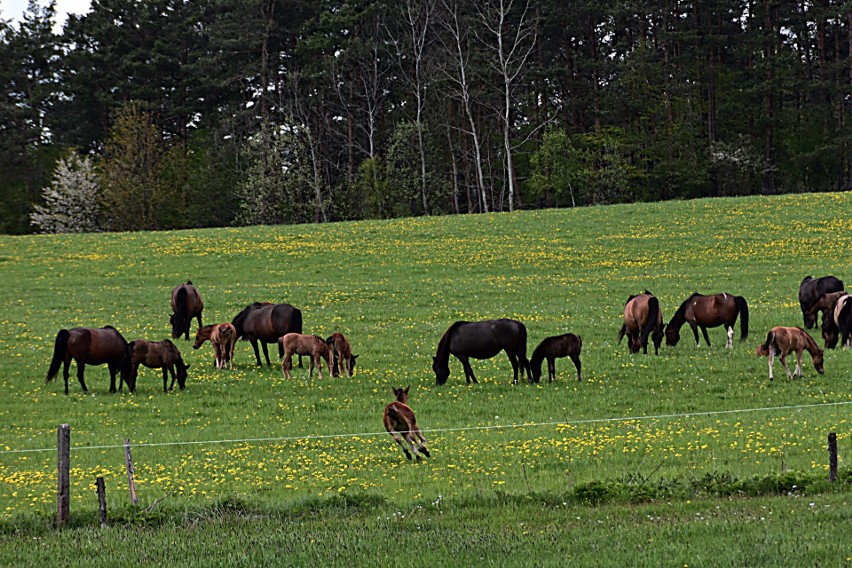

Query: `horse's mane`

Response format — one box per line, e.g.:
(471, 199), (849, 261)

(670, 293), (701, 325)
(798, 327), (822, 354)
(435, 321), (469, 361)
(231, 303), (256, 332)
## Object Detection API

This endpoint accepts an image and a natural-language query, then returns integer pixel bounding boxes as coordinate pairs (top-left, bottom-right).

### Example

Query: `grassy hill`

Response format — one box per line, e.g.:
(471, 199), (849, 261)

(0, 193), (850, 564)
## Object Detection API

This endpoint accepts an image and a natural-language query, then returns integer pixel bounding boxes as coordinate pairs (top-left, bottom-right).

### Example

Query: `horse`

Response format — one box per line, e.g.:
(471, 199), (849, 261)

(127, 339), (190, 393)
(834, 294), (852, 348)
(432, 318), (529, 385)
(804, 290), (847, 330)
(278, 333), (332, 380)
(231, 302), (303, 367)
(383, 386), (431, 462)
(799, 275), (844, 328)
(325, 332), (358, 377)
(755, 326), (824, 381)
(617, 291), (663, 355)
(193, 323), (237, 369)
(822, 308), (840, 349)
(170, 281), (204, 340)
(665, 292), (749, 349)
(529, 333), (582, 383)
(45, 326), (132, 395)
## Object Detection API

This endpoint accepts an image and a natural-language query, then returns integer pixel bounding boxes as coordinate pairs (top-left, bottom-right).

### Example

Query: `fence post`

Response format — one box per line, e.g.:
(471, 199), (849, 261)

(96, 477), (107, 526)
(124, 439), (138, 505)
(828, 432), (837, 483)
(57, 424), (70, 527)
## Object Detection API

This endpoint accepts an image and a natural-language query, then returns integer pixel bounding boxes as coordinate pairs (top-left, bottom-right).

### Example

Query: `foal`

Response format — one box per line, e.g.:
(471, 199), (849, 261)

(529, 333), (582, 383)
(325, 332), (358, 377)
(278, 333), (332, 380)
(193, 323), (237, 369)
(127, 339), (190, 392)
(383, 386), (431, 462)
(755, 326), (824, 381)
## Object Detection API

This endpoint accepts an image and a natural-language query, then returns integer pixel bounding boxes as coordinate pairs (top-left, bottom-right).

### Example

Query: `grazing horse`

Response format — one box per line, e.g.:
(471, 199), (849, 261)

(127, 339), (189, 392)
(326, 332), (358, 377)
(383, 386), (431, 462)
(821, 308), (840, 349)
(805, 290), (847, 330)
(45, 326), (132, 395)
(834, 294), (852, 348)
(432, 319), (529, 385)
(755, 326), (824, 381)
(617, 291), (664, 355)
(170, 281), (204, 340)
(665, 292), (749, 349)
(193, 323), (237, 369)
(799, 276), (844, 328)
(232, 302), (303, 367)
(529, 333), (582, 383)
(278, 333), (332, 380)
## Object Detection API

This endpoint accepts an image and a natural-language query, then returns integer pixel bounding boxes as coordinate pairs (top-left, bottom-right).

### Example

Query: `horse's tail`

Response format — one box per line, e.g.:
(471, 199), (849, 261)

(292, 307), (303, 335)
(46, 329), (70, 383)
(760, 330), (776, 355)
(735, 296), (749, 341)
(173, 287), (188, 336)
(617, 324), (627, 344)
(641, 296), (660, 345)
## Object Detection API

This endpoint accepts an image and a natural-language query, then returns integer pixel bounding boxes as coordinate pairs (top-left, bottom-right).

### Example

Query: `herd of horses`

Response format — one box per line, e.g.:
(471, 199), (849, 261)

(42, 274), (848, 461)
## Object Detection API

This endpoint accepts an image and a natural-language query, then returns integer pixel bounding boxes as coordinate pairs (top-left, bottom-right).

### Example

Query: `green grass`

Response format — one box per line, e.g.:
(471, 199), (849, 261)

(0, 193), (851, 564)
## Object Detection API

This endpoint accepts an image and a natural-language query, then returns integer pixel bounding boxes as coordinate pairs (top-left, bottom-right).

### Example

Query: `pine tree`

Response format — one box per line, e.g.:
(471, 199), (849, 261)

(30, 150), (101, 233)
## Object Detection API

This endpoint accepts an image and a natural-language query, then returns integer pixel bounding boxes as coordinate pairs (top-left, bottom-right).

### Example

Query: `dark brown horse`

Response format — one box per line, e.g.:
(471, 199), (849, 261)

(529, 333), (582, 383)
(799, 275), (844, 328)
(170, 281), (204, 340)
(326, 332), (357, 377)
(834, 294), (852, 348)
(278, 333), (332, 380)
(617, 291), (663, 355)
(665, 292), (749, 349)
(231, 302), (303, 366)
(45, 326), (131, 395)
(432, 319), (529, 385)
(383, 386), (431, 462)
(127, 339), (189, 393)
(805, 290), (847, 331)
(756, 326), (824, 380)
(193, 323), (237, 369)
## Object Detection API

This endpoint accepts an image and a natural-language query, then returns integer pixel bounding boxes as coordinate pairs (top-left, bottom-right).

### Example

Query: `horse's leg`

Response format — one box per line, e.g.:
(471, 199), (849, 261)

(794, 350), (803, 378)
(570, 353), (582, 382)
(413, 426), (430, 458)
(250, 340), (263, 367)
(405, 432), (424, 462)
(506, 351), (520, 385)
(689, 323), (700, 347)
(780, 350), (793, 380)
(167, 366), (177, 391)
(458, 356), (477, 384)
(768, 349), (774, 381)
(700, 327), (712, 347)
(725, 326), (734, 349)
(547, 357), (556, 383)
(389, 430), (413, 460)
(163, 367), (169, 392)
(62, 359), (72, 395)
(261, 342), (272, 366)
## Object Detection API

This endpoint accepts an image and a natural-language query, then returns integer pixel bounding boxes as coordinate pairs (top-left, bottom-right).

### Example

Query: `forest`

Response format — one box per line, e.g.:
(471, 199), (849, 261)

(2, 0), (851, 234)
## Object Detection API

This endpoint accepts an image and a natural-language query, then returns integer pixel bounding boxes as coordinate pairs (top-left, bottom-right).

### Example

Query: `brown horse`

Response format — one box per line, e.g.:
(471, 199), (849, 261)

(45, 326), (132, 395)
(170, 281), (204, 340)
(665, 292), (749, 349)
(383, 386), (431, 462)
(834, 294), (852, 348)
(529, 333), (582, 383)
(804, 290), (846, 331)
(799, 275), (844, 328)
(617, 291), (663, 355)
(232, 302), (303, 366)
(127, 339), (189, 393)
(755, 326), (824, 381)
(326, 332), (358, 377)
(433, 319), (529, 385)
(278, 333), (332, 380)
(193, 323), (237, 369)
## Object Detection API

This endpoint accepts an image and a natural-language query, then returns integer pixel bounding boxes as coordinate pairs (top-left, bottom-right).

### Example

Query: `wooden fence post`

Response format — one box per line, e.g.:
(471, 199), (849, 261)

(828, 432), (837, 482)
(124, 439), (138, 505)
(57, 424), (70, 527)
(96, 476), (107, 526)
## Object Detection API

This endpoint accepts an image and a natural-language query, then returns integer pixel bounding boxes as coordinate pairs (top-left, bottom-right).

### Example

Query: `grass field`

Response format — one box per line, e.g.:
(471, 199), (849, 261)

(0, 193), (850, 564)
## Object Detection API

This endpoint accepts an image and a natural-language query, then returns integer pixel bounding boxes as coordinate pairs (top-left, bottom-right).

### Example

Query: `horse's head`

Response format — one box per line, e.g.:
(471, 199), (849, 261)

(813, 349), (825, 374)
(803, 310), (818, 330)
(392, 386), (410, 404)
(432, 357), (449, 385)
(193, 325), (212, 349)
(348, 354), (358, 376)
(664, 322), (680, 346)
(822, 318), (838, 349)
(175, 358), (190, 389)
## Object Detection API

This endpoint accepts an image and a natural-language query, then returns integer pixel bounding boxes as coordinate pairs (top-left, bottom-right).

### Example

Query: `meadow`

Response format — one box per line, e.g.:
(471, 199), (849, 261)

(0, 193), (850, 564)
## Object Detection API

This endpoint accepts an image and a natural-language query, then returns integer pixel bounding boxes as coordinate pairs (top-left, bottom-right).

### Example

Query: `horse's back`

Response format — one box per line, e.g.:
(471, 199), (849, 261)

(71, 327), (127, 363)
(450, 319), (524, 357)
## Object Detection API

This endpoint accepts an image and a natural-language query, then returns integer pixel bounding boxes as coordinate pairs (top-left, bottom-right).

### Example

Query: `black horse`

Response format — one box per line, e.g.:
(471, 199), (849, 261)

(45, 326), (132, 394)
(170, 281), (204, 340)
(529, 333), (582, 383)
(231, 302), (303, 366)
(432, 319), (529, 385)
(799, 276), (844, 328)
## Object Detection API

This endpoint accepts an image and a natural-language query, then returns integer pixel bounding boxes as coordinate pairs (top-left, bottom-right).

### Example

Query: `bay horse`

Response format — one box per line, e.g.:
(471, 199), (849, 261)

(432, 318), (529, 385)
(193, 323), (237, 369)
(755, 326), (824, 380)
(617, 291), (663, 355)
(529, 333), (582, 383)
(383, 386), (431, 462)
(127, 339), (189, 393)
(326, 332), (358, 377)
(231, 302), (303, 367)
(170, 281), (204, 340)
(799, 275), (844, 328)
(278, 333), (332, 380)
(45, 326), (132, 395)
(665, 292), (749, 349)
(805, 290), (847, 331)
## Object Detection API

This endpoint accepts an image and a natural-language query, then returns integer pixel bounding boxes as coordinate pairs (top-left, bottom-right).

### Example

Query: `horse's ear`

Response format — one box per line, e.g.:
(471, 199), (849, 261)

(403, 385), (410, 394)
(352, 354), (359, 360)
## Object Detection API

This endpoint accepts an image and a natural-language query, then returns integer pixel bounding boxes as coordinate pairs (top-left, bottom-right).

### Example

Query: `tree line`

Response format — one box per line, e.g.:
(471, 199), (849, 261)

(2, 0), (851, 234)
